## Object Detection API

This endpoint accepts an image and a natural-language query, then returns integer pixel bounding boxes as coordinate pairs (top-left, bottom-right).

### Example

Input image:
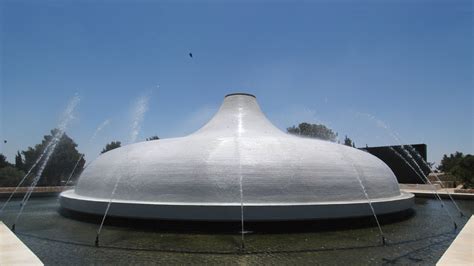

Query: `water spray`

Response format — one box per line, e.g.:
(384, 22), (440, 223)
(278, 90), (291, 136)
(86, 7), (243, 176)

(357, 112), (462, 230)
(338, 143), (387, 246)
(389, 147), (458, 230)
(62, 119), (110, 187)
(11, 95), (80, 229)
(95, 93), (150, 247)
(405, 145), (464, 217)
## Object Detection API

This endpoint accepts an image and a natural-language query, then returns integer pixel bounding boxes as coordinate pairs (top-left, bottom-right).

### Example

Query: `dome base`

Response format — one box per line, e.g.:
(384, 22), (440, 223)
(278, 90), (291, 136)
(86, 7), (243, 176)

(59, 190), (414, 221)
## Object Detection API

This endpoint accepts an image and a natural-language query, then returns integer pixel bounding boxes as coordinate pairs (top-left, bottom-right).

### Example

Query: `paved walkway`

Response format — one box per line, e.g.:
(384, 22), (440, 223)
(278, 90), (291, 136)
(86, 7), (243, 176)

(437, 215), (474, 265)
(0, 221), (43, 265)
(400, 184), (474, 200)
(0, 186), (73, 198)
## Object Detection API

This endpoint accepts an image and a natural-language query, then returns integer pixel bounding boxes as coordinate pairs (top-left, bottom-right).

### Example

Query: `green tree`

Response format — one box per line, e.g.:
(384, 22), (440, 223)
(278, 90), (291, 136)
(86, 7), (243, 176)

(438, 152), (474, 188)
(22, 129), (85, 186)
(450, 155), (474, 188)
(101, 141), (121, 154)
(146, 135), (160, 141)
(0, 153), (12, 169)
(0, 166), (26, 187)
(287, 122), (338, 142)
(15, 151), (25, 171)
(438, 152), (464, 172)
(344, 135), (356, 147)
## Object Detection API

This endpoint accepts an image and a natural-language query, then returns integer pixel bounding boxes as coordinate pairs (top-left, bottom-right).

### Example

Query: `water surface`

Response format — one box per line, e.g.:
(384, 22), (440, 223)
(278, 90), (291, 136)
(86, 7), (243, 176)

(0, 197), (472, 265)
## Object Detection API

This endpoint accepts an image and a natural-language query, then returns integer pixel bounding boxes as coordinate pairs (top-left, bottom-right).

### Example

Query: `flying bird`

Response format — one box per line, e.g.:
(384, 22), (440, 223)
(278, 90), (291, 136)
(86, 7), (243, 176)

(3, 140), (6, 143)
(189, 52), (193, 58)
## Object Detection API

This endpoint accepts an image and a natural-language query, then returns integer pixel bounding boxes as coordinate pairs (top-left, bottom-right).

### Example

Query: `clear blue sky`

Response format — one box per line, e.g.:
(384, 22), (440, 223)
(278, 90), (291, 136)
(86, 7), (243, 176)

(1, 0), (472, 166)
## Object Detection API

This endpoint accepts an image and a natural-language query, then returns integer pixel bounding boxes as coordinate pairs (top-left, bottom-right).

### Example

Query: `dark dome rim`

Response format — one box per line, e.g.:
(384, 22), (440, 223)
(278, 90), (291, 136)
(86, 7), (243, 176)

(225, 92), (256, 98)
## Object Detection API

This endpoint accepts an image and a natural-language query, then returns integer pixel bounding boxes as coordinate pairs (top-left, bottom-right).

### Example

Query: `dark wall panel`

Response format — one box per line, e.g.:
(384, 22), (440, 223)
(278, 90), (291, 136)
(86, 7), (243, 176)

(360, 144), (430, 184)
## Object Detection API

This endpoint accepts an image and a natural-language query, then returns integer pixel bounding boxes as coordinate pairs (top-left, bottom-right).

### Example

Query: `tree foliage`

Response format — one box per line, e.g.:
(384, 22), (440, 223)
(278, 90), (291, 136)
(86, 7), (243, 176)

(22, 129), (85, 186)
(0, 166), (25, 187)
(287, 122), (338, 142)
(0, 129), (85, 187)
(146, 135), (160, 141)
(438, 152), (464, 172)
(0, 153), (13, 169)
(101, 141), (121, 154)
(15, 151), (24, 171)
(344, 135), (356, 148)
(450, 155), (474, 188)
(439, 152), (474, 188)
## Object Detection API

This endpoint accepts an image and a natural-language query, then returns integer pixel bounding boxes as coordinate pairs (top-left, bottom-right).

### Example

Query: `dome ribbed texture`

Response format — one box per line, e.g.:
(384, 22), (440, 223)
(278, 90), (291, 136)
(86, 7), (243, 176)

(73, 94), (401, 204)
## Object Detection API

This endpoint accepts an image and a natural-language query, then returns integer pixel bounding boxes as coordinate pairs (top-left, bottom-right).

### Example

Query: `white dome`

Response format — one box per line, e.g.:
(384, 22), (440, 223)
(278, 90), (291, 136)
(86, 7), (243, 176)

(60, 93), (413, 221)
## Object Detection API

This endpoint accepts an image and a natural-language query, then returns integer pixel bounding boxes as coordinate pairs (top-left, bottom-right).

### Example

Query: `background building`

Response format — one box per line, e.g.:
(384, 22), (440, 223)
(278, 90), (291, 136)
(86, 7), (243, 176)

(361, 144), (430, 184)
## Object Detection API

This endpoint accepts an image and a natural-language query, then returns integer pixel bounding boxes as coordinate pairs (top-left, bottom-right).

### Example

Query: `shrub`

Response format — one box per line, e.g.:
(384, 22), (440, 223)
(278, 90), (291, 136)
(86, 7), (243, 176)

(0, 166), (26, 187)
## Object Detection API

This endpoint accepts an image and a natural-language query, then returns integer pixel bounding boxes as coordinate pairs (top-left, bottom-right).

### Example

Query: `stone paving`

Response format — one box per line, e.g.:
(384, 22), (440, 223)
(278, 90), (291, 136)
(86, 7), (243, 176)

(0, 222), (43, 265)
(437, 215), (474, 265)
